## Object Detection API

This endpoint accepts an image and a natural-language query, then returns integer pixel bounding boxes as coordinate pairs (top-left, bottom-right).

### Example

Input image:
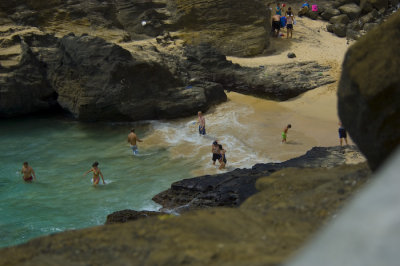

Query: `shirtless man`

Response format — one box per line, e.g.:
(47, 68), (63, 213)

(128, 128), (143, 155)
(272, 14), (281, 37)
(211, 141), (221, 165)
(21, 162), (36, 182)
(198, 111), (206, 135)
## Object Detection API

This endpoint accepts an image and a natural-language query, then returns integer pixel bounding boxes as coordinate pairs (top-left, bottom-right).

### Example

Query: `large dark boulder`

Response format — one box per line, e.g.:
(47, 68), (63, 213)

(338, 11), (400, 170)
(0, 30), (59, 117)
(49, 34), (225, 121)
(321, 8), (342, 20)
(330, 14), (351, 24)
(338, 3), (362, 19)
(0, 29), (228, 120)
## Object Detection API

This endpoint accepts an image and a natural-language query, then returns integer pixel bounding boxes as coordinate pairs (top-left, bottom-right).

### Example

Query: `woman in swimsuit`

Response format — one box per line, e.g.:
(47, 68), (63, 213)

(84, 161), (105, 186)
(218, 144), (227, 170)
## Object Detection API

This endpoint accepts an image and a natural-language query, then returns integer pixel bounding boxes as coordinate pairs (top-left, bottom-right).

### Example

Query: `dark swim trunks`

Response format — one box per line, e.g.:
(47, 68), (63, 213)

(339, 127), (347, 138)
(287, 24), (293, 29)
(272, 21), (281, 30)
(199, 126), (206, 135)
(23, 176), (33, 182)
(212, 153), (222, 162)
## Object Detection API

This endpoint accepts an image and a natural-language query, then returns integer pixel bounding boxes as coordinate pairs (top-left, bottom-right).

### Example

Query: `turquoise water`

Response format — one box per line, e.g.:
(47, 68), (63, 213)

(0, 116), (200, 248)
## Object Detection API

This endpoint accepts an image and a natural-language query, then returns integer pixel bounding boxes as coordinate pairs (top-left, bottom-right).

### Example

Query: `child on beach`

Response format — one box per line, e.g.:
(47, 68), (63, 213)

(282, 124), (292, 143)
(84, 161), (105, 186)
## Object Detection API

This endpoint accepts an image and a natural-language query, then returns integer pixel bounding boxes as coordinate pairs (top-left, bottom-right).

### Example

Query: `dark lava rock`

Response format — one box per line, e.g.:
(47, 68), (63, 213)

(330, 14), (351, 24)
(346, 28), (362, 39)
(287, 52), (296, 58)
(105, 210), (161, 224)
(332, 23), (348, 37)
(183, 44), (335, 101)
(0, 30), (227, 120)
(338, 12), (400, 170)
(338, 3), (362, 19)
(0, 31), (59, 117)
(153, 146), (363, 212)
(321, 8), (342, 20)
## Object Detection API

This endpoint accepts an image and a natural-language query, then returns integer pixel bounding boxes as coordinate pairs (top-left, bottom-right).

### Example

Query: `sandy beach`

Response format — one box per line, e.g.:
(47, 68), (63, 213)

(225, 16), (356, 162)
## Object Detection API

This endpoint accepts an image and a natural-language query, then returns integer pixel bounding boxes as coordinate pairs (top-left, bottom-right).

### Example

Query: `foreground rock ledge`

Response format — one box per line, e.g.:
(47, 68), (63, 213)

(0, 149), (370, 266)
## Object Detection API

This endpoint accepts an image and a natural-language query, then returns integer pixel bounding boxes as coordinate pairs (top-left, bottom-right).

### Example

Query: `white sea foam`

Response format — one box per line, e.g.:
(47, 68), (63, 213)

(145, 102), (272, 172)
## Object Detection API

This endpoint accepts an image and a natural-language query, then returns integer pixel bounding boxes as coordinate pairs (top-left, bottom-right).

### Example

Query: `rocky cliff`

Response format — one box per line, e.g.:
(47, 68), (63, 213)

(0, 0), (270, 56)
(0, 26), (333, 120)
(338, 11), (400, 170)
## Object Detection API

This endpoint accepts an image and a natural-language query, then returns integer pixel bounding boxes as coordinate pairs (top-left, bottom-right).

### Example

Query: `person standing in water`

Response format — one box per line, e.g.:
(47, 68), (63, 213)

(198, 111), (206, 135)
(84, 161), (105, 186)
(282, 124), (292, 143)
(128, 128), (143, 155)
(338, 122), (348, 146)
(218, 144), (227, 169)
(21, 162), (36, 182)
(212, 141), (221, 165)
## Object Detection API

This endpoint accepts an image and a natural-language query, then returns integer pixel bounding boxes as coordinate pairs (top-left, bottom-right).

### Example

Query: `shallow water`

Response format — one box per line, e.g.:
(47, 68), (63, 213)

(0, 90), (342, 248)
(0, 117), (202, 248)
(0, 99), (276, 248)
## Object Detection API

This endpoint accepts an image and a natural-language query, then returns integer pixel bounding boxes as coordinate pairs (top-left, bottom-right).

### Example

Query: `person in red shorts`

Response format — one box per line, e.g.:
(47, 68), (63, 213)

(21, 162), (36, 182)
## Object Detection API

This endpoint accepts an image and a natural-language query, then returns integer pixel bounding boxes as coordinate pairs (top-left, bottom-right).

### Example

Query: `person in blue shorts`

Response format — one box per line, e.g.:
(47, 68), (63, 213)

(198, 111), (206, 135)
(128, 128), (143, 155)
(338, 122), (348, 146)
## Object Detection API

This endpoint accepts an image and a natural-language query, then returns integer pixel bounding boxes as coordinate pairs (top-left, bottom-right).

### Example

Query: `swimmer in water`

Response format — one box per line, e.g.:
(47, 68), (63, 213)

(84, 161), (105, 186)
(21, 162), (36, 182)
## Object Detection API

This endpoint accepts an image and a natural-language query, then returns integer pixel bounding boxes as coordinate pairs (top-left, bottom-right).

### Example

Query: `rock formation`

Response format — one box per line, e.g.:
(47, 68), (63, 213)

(0, 28), (227, 120)
(153, 146), (365, 212)
(105, 210), (161, 225)
(301, 0), (399, 39)
(338, 11), (400, 170)
(0, 0), (270, 57)
(0, 26), (334, 119)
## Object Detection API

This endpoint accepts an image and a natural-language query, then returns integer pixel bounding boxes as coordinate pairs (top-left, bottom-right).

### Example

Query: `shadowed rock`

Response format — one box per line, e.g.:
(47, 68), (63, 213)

(153, 146), (364, 212)
(105, 210), (161, 224)
(338, 11), (400, 170)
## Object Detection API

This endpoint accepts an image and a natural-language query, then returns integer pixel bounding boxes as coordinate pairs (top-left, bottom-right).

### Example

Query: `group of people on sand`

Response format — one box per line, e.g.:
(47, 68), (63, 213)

(271, 2), (295, 38)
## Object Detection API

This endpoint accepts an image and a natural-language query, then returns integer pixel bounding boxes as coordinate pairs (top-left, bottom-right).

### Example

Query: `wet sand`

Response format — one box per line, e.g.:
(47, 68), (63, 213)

(140, 17), (360, 176)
